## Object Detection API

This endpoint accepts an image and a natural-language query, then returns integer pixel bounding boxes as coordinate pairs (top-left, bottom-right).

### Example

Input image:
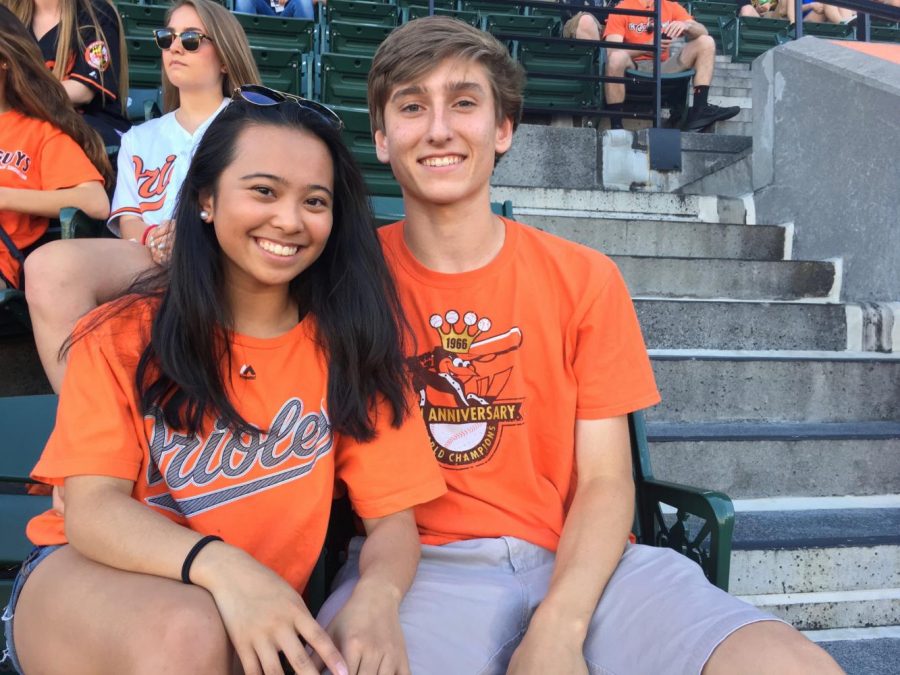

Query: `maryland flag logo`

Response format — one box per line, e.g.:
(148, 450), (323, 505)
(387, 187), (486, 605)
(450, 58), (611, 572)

(410, 310), (523, 469)
(84, 40), (110, 72)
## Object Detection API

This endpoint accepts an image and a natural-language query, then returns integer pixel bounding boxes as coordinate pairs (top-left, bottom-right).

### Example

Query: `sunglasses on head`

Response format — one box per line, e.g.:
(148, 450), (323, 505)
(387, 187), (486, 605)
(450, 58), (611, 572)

(233, 84), (345, 131)
(153, 27), (212, 52)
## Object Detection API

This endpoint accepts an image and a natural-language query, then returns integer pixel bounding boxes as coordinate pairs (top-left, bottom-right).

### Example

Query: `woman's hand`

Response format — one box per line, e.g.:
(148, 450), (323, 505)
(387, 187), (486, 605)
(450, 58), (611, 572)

(194, 543), (348, 675)
(321, 579), (410, 675)
(146, 219), (175, 266)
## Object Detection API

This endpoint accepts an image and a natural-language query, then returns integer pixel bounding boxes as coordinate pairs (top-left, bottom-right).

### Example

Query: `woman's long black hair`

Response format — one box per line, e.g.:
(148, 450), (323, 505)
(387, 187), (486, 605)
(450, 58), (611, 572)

(124, 99), (409, 440)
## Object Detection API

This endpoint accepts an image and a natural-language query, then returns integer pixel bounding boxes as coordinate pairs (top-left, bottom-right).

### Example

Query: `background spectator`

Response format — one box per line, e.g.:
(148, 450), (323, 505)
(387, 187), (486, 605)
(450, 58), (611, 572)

(604, 0), (741, 131)
(233, 0), (318, 20)
(25, 0), (260, 391)
(3, 0), (130, 146)
(736, 0), (784, 18)
(0, 5), (110, 290)
(562, 0), (607, 40)
(785, 0), (856, 25)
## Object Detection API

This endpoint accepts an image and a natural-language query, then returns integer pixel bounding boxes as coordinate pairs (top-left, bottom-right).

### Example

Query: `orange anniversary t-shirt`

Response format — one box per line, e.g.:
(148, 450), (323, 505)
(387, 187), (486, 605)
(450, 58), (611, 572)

(0, 109), (103, 288)
(380, 219), (660, 552)
(603, 0), (694, 61)
(28, 300), (446, 591)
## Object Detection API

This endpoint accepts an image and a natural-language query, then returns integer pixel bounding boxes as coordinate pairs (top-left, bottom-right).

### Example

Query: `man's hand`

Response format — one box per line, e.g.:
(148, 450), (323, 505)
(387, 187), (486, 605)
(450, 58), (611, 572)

(319, 579), (410, 675)
(506, 615), (588, 675)
(663, 20), (690, 38)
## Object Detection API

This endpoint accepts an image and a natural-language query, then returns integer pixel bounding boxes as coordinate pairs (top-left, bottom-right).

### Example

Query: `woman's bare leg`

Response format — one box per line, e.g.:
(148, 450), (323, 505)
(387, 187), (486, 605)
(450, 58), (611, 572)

(24, 239), (155, 391)
(13, 545), (232, 675)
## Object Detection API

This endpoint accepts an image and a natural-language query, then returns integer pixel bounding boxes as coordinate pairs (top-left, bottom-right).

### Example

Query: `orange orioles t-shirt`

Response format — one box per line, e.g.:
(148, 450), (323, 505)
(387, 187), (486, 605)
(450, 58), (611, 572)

(28, 299), (446, 591)
(379, 219), (660, 552)
(603, 0), (694, 61)
(0, 110), (103, 288)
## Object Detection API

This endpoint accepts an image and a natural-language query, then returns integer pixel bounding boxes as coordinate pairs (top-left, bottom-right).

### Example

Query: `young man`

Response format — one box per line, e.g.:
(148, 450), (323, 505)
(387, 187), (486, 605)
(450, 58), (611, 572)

(603, 0), (741, 131)
(318, 16), (844, 675)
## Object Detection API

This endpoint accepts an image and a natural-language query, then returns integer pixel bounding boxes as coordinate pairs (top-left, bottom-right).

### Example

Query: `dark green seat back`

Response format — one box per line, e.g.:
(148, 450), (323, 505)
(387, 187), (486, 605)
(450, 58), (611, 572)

(327, 20), (393, 56)
(402, 5), (480, 26)
(332, 105), (402, 197)
(233, 13), (316, 53)
(118, 2), (168, 39)
(324, 0), (398, 27)
(482, 13), (560, 38)
(126, 36), (165, 89)
(319, 52), (372, 108)
(518, 40), (599, 111)
(461, 0), (522, 14)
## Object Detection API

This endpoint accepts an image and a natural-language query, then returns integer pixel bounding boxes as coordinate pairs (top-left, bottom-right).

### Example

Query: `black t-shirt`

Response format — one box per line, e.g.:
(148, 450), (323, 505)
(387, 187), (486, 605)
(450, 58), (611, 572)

(34, 0), (130, 145)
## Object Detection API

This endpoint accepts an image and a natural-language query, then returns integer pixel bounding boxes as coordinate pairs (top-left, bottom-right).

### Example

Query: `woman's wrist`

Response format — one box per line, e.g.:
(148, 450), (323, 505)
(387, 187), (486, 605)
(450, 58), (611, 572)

(140, 224), (159, 246)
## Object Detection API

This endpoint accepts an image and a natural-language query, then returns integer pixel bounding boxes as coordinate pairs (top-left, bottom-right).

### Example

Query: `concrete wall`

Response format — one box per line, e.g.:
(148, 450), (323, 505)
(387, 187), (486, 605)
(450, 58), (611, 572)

(752, 38), (900, 302)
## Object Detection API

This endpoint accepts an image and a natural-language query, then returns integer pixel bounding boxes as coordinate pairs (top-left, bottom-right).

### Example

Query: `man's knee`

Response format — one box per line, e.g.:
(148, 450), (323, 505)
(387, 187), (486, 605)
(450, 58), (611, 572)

(576, 14), (601, 39)
(606, 50), (632, 74)
(706, 621), (843, 674)
(694, 34), (716, 54)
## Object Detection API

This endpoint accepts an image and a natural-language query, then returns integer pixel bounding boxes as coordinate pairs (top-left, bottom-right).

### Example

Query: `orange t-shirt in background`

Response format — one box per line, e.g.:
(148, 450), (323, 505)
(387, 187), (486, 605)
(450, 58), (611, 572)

(603, 0), (694, 61)
(28, 300), (446, 591)
(0, 110), (103, 288)
(380, 219), (660, 553)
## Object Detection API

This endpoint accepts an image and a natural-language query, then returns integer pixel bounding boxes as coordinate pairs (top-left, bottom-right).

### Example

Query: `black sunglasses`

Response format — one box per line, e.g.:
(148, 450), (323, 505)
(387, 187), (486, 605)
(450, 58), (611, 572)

(153, 28), (212, 52)
(233, 84), (344, 131)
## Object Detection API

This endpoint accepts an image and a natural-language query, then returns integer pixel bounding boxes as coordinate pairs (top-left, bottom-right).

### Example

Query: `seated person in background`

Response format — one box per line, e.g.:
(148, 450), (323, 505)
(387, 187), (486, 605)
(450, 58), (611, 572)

(317, 16), (845, 675)
(736, 0), (783, 18)
(603, 0), (741, 131)
(785, 0), (856, 25)
(233, 0), (317, 20)
(6, 0), (131, 146)
(0, 6), (110, 290)
(562, 0), (607, 40)
(25, 0), (260, 391)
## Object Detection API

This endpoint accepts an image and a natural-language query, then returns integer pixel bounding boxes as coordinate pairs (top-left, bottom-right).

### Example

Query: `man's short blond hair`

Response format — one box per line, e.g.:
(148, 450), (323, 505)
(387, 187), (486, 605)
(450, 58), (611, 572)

(368, 16), (525, 135)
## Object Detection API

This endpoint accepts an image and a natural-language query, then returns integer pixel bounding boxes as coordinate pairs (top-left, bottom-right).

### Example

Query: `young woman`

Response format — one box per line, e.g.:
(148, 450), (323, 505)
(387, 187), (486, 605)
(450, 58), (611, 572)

(25, 0), (260, 391)
(6, 0), (130, 145)
(3, 90), (445, 675)
(0, 5), (110, 290)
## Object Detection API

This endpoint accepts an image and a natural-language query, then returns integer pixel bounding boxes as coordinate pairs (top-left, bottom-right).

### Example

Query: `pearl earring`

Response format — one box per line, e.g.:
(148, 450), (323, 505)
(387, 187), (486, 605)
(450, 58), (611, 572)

(200, 210), (210, 221)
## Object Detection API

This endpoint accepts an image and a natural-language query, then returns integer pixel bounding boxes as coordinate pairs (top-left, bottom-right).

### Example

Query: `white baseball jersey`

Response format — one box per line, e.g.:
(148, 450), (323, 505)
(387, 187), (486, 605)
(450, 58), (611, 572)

(108, 98), (229, 234)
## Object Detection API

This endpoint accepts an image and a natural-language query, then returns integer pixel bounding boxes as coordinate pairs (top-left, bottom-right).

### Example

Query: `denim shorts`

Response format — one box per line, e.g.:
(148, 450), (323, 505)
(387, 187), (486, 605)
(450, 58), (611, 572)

(1, 545), (63, 674)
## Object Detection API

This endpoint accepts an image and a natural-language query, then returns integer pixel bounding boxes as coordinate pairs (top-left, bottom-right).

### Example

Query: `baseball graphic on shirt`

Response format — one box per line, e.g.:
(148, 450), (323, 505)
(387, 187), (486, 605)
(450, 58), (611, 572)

(410, 310), (524, 469)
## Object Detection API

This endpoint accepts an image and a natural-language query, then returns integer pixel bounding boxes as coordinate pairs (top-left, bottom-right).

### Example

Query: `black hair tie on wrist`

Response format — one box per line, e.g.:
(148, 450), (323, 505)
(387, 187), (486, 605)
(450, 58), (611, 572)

(181, 535), (223, 585)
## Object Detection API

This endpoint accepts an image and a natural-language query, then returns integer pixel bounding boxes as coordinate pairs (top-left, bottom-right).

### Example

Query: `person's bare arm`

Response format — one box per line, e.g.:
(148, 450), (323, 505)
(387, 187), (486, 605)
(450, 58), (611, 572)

(64, 474), (348, 675)
(0, 181), (109, 220)
(319, 510), (420, 675)
(507, 416), (634, 675)
(665, 19), (708, 40)
(61, 79), (96, 106)
(605, 33), (651, 59)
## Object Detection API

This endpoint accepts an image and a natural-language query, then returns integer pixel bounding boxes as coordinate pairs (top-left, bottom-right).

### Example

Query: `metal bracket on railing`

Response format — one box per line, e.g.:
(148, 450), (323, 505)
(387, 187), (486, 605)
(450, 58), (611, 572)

(648, 127), (681, 172)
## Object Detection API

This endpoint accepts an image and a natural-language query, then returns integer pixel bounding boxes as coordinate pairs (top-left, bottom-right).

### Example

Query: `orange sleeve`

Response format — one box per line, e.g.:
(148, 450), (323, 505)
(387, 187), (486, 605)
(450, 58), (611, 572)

(673, 2), (693, 22)
(335, 393), (446, 520)
(603, 11), (627, 39)
(31, 324), (144, 486)
(572, 260), (661, 419)
(38, 128), (104, 191)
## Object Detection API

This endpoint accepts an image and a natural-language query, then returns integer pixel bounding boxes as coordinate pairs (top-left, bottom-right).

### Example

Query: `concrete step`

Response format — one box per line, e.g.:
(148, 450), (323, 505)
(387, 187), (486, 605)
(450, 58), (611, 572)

(490, 186), (717, 221)
(729, 508), (900, 594)
(709, 85), (752, 98)
(648, 423), (900, 498)
(710, 74), (755, 89)
(712, 119), (752, 136)
(647, 352), (900, 423)
(614, 256), (838, 301)
(709, 95), (752, 110)
(636, 300), (849, 351)
(714, 60), (753, 72)
(739, 588), (900, 630)
(527, 216), (787, 260)
(807, 628), (900, 675)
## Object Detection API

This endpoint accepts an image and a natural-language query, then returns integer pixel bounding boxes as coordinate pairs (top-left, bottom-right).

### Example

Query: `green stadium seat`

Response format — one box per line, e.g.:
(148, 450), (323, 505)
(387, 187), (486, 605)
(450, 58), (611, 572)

(319, 52), (372, 108)
(783, 21), (854, 41)
(326, 20), (393, 55)
(118, 2), (168, 38)
(691, 1), (733, 53)
(872, 24), (900, 43)
(126, 86), (163, 122)
(461, 1), (522, 15)
(517, 40), (599, 113)
(0, 288), (30, 337)
(332, 105), (402, 197)
(402, 5), (480, 26)
(482, 13), (560, 38)
(395, 0), (456, 10)
(126, 36), (164, 89)
(323, 0), (398, 27)
(719, 16), (786, 63)
(59, 207), (109, 240)
(524, 1), (567, 20)
(232, 13), (316, 53)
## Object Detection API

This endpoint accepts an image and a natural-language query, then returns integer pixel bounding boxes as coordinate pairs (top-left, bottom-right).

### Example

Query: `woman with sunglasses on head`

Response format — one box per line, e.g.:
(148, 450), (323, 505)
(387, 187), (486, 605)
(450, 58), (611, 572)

(4, 86), (446, 675)
(25, 0), (260, 392)
(0, 6), (111, 291)
(3, 0), (130, 146)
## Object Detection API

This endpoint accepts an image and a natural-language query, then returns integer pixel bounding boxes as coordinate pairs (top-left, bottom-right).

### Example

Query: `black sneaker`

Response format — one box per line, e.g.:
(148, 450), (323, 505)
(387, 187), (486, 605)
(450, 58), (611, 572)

(682, 103), (742, 131)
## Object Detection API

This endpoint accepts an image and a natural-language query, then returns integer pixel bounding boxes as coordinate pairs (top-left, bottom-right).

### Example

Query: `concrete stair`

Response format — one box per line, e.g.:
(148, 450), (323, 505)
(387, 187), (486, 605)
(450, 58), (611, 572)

(489, 180), (900, 649)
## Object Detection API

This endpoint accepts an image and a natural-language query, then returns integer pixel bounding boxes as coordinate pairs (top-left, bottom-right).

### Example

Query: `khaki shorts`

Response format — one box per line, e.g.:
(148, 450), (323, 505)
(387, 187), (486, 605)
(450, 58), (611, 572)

(563, 11), (603, 38)
(633, 40), (690, 74)
(318, 537), (784, 675)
